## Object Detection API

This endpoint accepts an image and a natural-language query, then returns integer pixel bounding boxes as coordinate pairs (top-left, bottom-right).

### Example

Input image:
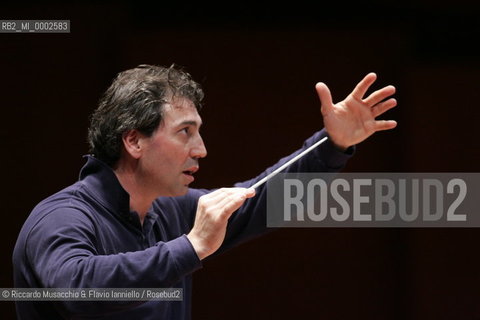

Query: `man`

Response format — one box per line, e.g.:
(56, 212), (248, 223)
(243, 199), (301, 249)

(13, 64), (397, 319)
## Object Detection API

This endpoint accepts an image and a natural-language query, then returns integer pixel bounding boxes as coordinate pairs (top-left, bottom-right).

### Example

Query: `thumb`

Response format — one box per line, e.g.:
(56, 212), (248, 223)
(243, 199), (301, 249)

(245, 188), (256, 198)
(315, 82), (334, 113)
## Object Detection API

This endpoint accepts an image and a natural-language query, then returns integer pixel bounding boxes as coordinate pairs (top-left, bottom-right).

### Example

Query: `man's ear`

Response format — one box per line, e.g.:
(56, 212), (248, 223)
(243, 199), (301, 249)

(122, 129), (144, 159)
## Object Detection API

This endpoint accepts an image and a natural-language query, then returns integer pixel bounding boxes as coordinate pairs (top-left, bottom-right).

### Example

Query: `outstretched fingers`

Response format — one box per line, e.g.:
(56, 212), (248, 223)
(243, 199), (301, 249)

(364, 85), (396, 107)
(374, 120), (397, 132)
(371, 98), (397, 118)
(351, 72), (377, 100)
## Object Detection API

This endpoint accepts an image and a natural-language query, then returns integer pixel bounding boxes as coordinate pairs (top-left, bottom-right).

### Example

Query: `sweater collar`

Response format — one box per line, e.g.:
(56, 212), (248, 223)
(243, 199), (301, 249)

(79, 155), (131, 219)
(78, 155), (159, 230)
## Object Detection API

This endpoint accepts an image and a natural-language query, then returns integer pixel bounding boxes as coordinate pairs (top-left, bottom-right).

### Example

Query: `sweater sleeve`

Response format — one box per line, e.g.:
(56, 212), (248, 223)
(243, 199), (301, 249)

(215, 129), (354, 254)
(24, 206), (201, 315)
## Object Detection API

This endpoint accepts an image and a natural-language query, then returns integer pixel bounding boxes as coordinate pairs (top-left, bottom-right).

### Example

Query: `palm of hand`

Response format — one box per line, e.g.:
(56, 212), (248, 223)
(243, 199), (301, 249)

(316, 73), (397, 150)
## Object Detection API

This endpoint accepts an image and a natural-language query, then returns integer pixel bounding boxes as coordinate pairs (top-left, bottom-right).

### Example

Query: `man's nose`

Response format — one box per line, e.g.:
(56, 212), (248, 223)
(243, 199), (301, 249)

(191, 135), (207, 159)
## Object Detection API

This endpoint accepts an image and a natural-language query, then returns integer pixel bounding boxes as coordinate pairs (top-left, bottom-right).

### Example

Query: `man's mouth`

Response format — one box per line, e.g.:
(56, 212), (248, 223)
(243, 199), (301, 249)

(182, 166), (199, 182)
(182, 166), (198, 175)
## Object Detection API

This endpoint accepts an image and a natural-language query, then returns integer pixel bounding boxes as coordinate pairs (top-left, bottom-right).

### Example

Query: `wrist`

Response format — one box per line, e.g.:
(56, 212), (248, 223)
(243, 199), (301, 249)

(327, 137), (349, 152)
(186, 233), (208, 260)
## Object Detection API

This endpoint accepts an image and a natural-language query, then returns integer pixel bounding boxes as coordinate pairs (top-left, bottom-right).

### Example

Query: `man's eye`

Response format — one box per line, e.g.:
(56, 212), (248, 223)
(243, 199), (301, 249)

(181, 127), (190, 134)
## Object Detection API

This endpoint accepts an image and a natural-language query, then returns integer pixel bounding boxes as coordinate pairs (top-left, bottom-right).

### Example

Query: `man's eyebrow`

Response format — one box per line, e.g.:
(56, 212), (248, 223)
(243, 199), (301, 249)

(177, 120), (202, 127)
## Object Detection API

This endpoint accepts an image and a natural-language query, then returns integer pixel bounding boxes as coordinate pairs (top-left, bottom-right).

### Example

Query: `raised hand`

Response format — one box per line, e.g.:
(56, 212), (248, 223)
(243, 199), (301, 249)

(315, 73), (397, 150)
(187, 187), (256, 260)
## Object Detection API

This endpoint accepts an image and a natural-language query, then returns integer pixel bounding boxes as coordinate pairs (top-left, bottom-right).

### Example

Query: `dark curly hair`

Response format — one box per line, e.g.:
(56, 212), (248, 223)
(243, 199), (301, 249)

(87, 64), (204, 166)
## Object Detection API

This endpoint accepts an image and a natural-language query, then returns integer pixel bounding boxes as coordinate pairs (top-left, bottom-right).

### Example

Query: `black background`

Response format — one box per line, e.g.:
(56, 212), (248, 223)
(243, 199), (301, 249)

(1, 1), (479, 319)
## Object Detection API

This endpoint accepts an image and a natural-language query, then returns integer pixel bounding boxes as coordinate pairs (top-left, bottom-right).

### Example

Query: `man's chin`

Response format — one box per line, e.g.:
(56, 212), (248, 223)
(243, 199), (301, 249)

(168, 186), (189, 197)
(158, 184), (190, 198)
(179, 186), (190, 196)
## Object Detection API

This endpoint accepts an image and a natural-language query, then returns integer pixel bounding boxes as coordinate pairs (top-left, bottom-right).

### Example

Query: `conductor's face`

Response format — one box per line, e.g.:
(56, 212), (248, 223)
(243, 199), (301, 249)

(139, 97), (207, 197)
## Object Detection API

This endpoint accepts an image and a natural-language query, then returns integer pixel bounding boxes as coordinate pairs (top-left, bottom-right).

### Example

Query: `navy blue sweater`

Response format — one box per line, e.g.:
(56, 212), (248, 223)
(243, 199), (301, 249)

(13, 129), (352, 319)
